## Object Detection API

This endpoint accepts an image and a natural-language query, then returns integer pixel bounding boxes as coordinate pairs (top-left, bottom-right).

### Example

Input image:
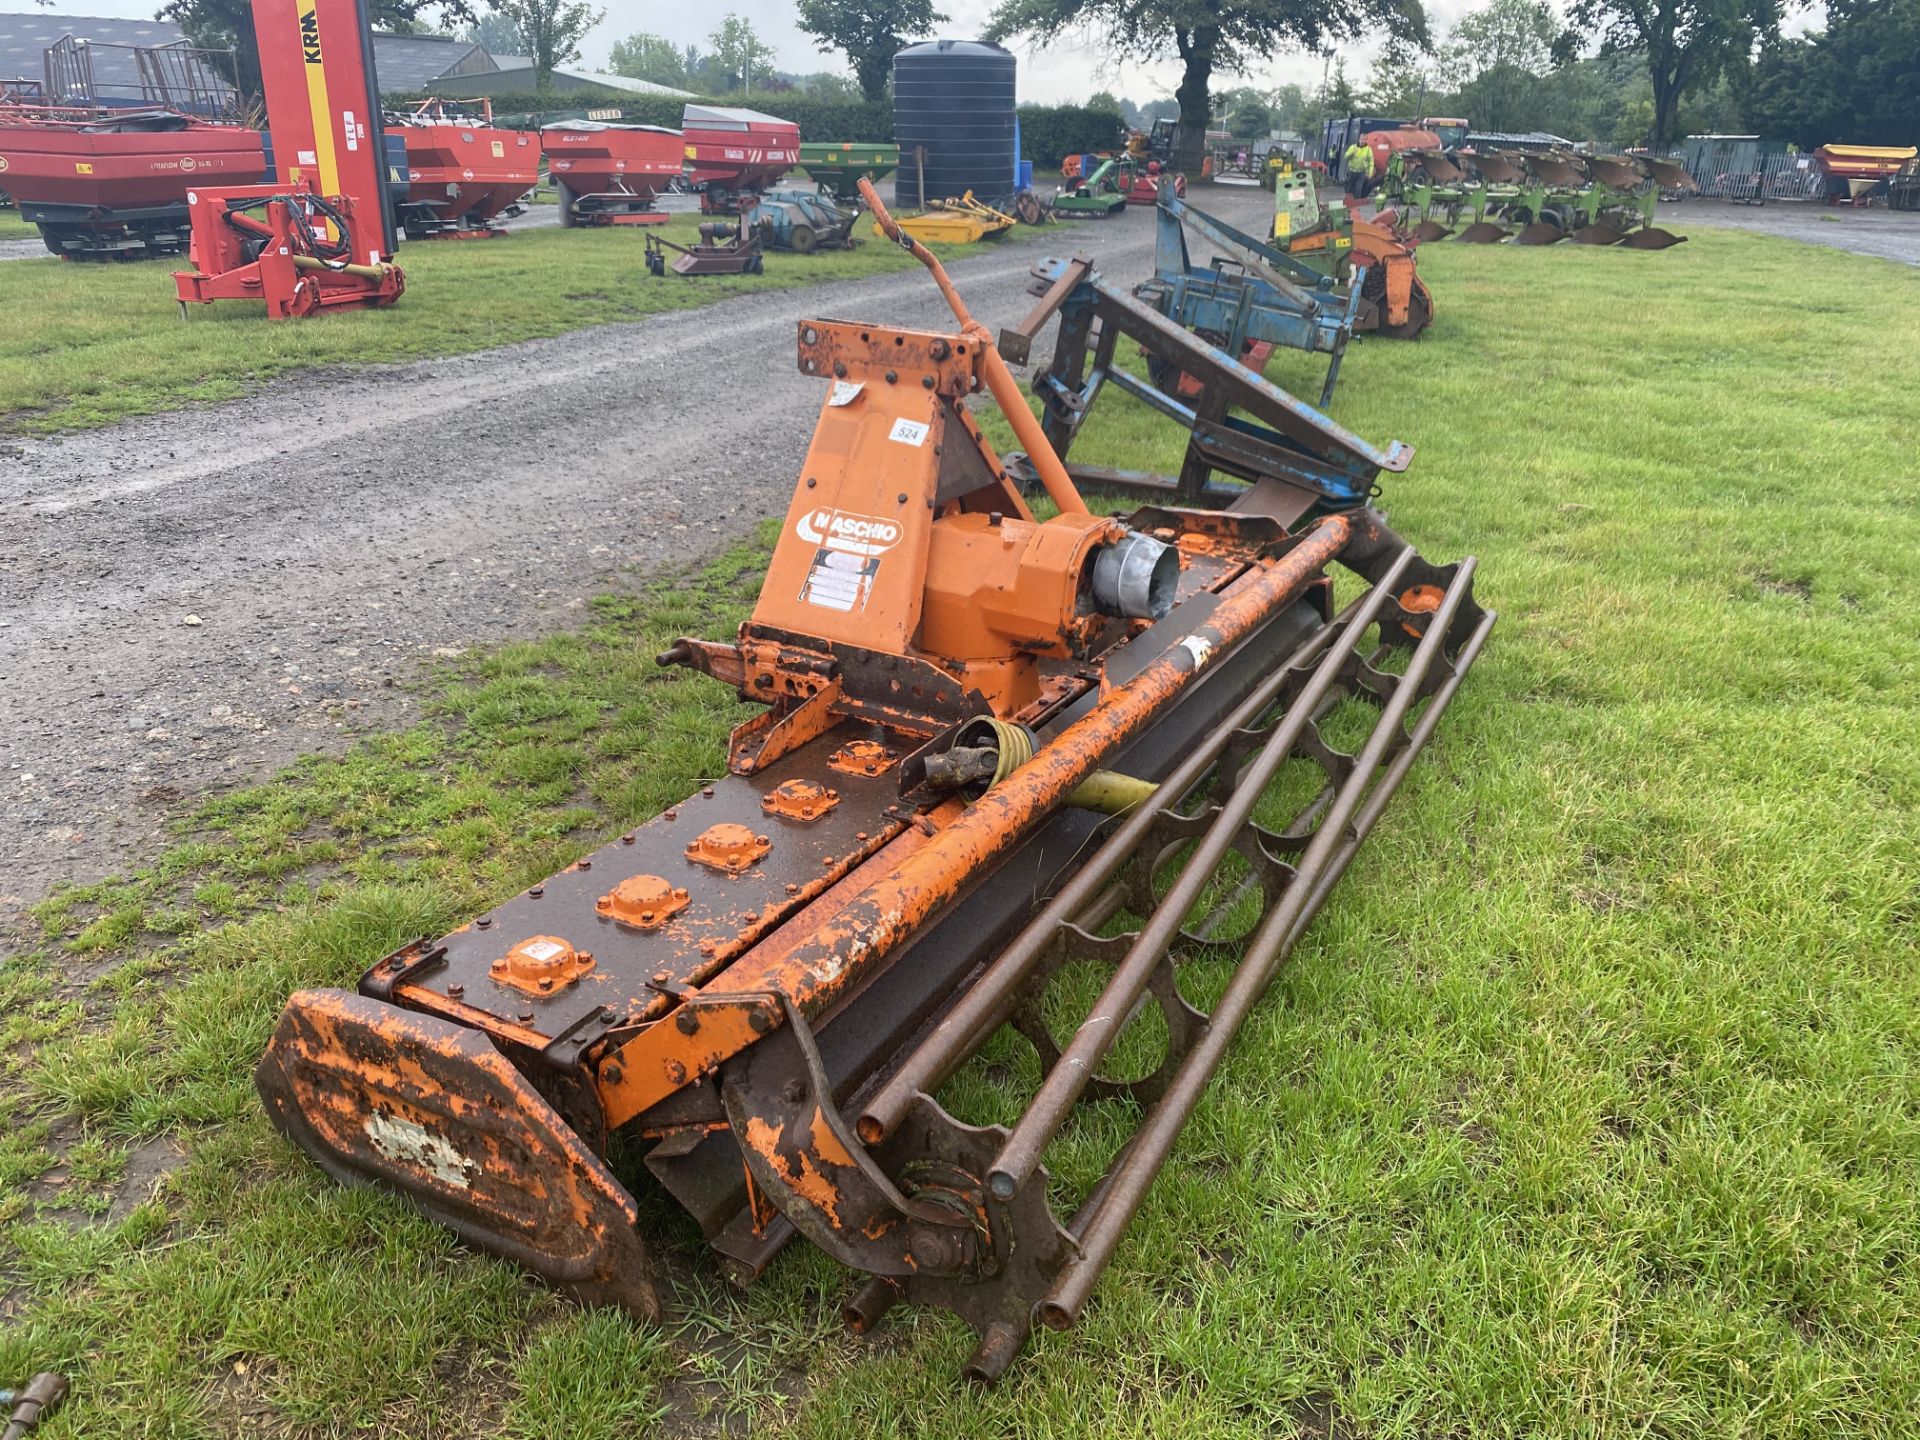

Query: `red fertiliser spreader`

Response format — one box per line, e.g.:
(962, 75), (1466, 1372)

(0, 106), (266, 258)
(680, 103), (799, 213)
(387, 99), (537, 240)
(540, 120), (683, 226)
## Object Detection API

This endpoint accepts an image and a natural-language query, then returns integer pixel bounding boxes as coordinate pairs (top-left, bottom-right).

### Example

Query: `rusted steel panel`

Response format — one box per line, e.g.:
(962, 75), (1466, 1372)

(256, 988), (661, 1317)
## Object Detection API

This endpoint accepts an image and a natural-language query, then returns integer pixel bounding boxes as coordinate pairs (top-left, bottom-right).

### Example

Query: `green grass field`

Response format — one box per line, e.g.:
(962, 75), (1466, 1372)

(0, 210), (37, 241)
(3, 226), (1918, 1439)
(0, 214), (1042, 433)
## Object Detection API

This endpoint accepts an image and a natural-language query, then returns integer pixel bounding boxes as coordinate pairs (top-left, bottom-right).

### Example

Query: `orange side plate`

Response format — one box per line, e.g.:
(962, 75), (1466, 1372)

(256, 988), (659, 1317)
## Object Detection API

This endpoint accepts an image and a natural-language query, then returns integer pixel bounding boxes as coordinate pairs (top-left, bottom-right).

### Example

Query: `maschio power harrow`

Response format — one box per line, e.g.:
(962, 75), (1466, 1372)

(1387, 147), (1695, 248)
(257, 178), (1493, 1382)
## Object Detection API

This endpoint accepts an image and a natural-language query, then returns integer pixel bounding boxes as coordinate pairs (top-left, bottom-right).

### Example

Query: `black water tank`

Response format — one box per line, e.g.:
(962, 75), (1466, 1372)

(893, 40), (1016, 206)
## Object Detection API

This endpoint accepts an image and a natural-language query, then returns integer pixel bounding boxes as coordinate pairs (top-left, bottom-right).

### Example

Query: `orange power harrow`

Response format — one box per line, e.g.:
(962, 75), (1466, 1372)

(257, 179), (1493, 1382)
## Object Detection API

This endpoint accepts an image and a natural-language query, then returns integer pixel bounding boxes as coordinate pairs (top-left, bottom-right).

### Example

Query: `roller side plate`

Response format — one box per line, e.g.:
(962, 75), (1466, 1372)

(257, 988), (661, 1318)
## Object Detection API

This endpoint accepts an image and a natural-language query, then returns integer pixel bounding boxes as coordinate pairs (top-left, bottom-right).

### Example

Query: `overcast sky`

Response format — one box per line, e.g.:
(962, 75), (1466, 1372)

(45, 0), (1821, 105)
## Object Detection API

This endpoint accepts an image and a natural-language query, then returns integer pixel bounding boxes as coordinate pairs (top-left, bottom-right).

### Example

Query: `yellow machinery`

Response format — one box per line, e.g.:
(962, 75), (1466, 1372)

(875, 191), (1016, 245)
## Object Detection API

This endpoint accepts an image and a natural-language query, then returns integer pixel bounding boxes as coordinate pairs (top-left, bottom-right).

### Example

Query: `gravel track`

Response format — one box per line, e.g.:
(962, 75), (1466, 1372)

(1655, 197), (1920, 266)
(0, 185), (1280, 923)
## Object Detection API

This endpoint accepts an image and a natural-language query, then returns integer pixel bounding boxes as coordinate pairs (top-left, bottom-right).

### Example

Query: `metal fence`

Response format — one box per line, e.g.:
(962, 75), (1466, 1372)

(1662, 149), (1825, 203)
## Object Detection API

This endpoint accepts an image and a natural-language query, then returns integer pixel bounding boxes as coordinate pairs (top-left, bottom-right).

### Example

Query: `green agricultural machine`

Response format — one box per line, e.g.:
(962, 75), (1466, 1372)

(797, 142), (900, 202)
(1054, 157), (1130, 217)
(1383, 147), (1694, 249)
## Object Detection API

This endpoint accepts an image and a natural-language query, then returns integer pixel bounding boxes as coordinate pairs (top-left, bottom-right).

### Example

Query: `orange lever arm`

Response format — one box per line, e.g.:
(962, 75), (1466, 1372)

(859, 177), (1087, 516)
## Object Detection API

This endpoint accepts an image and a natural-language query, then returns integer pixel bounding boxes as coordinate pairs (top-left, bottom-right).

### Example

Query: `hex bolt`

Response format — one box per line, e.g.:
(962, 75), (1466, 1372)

(621, 833), (636, 845)
(477, 916), (493, 929)
(703, 787), (715, 798)
(579, 859), (592, 871)
(600, 1006), (618, 1023)
(666, 1060), (688, 1084)
(604, 1064), (623, 1084)
(529, 886), (544, 899)
(807, 477), (817, 488)
(896, 493), (908, 504)
(676, 1009), (701, 1036)
(781, 1077), (807, 1104)
(518, 1009), (534, 1023)
(447, 983), (465, 998)
(922, 374), (935, 389)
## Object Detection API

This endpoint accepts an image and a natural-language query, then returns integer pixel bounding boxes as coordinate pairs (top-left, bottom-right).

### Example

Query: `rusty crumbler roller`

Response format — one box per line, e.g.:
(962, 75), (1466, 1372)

(256, 177), (1493, 1383)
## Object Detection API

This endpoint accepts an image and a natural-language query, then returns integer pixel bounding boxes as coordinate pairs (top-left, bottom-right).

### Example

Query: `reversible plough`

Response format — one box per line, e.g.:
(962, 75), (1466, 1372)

(1384, 146), (1694, 248)
(257, 178), (1492, 1383)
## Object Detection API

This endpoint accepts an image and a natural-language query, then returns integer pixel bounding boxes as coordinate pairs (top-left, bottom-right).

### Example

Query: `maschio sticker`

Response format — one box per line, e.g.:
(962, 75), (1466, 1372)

(796, 508), (903, 558)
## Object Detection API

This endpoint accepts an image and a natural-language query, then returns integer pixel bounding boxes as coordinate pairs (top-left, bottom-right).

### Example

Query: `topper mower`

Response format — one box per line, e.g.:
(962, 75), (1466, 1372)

(255, 176), (1490, 1385)
(1053, 157), (1129, 216)
(878, 191), (1016, 245)
(645, 220), (765, 275)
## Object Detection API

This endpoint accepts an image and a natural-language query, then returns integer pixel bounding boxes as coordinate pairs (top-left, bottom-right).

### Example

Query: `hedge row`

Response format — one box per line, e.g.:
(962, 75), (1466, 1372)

(388, 91), (1126, 167)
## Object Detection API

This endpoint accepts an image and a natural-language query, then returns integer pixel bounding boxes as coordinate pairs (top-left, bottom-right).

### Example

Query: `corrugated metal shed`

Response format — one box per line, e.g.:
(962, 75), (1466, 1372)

(369, 33), (498, 92)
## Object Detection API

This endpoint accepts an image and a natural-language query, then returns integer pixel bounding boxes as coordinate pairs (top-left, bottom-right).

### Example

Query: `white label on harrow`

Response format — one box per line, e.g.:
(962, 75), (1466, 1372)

(829, 380), (865, 407)
(520, 939), (564, 962)
(343, 111), (359, 151)
(888, 418), (930, 447)
(1177, 634), (1214, 671)
(801, 549), (879, 613)
(365, 1111), (473, 1189)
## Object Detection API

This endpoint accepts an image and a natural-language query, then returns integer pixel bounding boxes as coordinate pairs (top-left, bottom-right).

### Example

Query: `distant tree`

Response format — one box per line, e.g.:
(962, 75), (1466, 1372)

(987, 0), (1427, 171)
(708, 13), (777, 93)
(1437, 0), (1558, 131)
(1087, 87), (1123, 111)
(796, 70), (864, 99)
(1745, 0), (1920, 147)
(608, 30), (689, 87)
(1362, 48), (1430, 114)
(162, 0), (473, 98)
(1564, 0), (1787, 146)
(795, 0), (944, 103)
(460, 9), (523, 54)
(1215, 83), (1273, 134)
(484, 0), (604, 87)
(1267, 80), (1313, 134)
(1317, 54), (1359, 120)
